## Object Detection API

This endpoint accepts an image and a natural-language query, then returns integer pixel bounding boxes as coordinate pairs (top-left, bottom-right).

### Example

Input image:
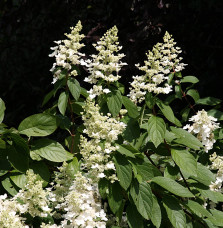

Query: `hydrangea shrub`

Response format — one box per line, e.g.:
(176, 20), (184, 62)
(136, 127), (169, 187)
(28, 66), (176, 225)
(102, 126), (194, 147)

(0, 21), (223, 227)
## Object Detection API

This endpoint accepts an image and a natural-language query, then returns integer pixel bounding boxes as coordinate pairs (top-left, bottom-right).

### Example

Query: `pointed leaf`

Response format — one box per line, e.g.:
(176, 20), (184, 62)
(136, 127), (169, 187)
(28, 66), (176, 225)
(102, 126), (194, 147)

(67, 78), (81, 100)
(181, 76), (199, 84)
(18, 113), (58, 137)
(171, 149), (197, 176)
(58, 91), (68, 115)
(196, 97), (221, 106)
(107, 90), (122, 117)
(148, 116), (166, 148)
(0, 98), (6, 123)
(152, 176), (194, 197)
(122, 96), (139, 118)
(31, 139), (73, 162)
(114, 154), (132, 190)
(126, 204), (144, 228)
(151, 194), (162, 228)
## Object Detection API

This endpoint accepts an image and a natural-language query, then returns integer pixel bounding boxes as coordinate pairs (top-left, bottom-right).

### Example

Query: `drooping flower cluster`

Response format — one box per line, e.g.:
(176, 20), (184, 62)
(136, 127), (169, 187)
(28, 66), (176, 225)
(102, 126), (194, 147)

(49, 21), (85, 83)
(209, 152), (223, 192)
(58, 172), (107, 228)
(82, 26), (127, 98)
(129, 31), (187, 103)
(183, 110), (219, 152)
(80, 98), (126, 182)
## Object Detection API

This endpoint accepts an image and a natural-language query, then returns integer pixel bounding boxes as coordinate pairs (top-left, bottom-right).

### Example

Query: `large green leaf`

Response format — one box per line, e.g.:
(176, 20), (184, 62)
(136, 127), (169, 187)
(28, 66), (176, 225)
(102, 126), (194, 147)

(123, 117), (140, 142)
(67, 77), (81, 101)
(114, 154), (132, 190)
(0, 98), (6, 123)
(191, 163), (215, 186)
(208, 209), (223, 226)
(171, 148), (197, 177)
(126, 204), (144, 228)
(7, 145), (29, 173)
(58, 91), (68, 115)
(130, 180), (153, 220)
(31, 139), (73, 162)
(98, 178), (109, 199)
(180, 76), (199, 84)
(107, 90), (122, 117)
(184, 200), (211, 218)
(196, 97), (221, 106)
(156, 98), (181, 127)
(10, 173), (27, 189)
(148, 116), (166, 148)
(151, 194), (162, 228)
(122, 96), (139, 118)
(152, 176), (194, 197)
(116, 144), (136, 158)
(2, 177), (18, 196)
(186, 89), (200, 102)
(18, 113), (58, 137)
(163, 195), (186, 228)
(108, 182), (123, 214)
(171, 127), (203, 150)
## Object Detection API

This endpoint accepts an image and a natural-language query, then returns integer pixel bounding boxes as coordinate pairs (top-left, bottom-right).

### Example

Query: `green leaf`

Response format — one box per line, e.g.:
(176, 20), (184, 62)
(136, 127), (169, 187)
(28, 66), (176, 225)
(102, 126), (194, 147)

(108, 182), (123, 214)
(107, 90), (122, 117)
(207, 109), (223, 121)
(152, 176), (194, 197)
(2, 177), (18, 196)
(181, 76), (199, 84)
(151, 194), (162, 228)
(171, 149), (197, 177)
(67, 157), (79, 176)
(135, 161), (161, 182)
(10, 173), (26, 189)
(67, 78), (81, 100)
(145, 93), (155, 109)
(163, 195), (186, 228)
(0, 98), (6, 123)
(0, 159), (11, 176)
(184, 200), (211, 218)
(164, 165), (180, 180)
(126, 204), (144, 228)
(31, 139), (73, 162)
(122, 96), (139, 118)
(167, 73), (175, 84)
(208, 209), (223, 226)
(18, 113), (58, 137)
(171, 127), (203, 150)
(148, 116), (166, 148)
(58, 91), (68, 115)
(116, 144), (136, 158)
(186, 89), (200, 102)
(123, 117), (140, 142)
(196, 97), (221, 106)
(72, 102), (84, 115)
(7, 145), (29, 173)
(98, 178), (109, 199)
(156, 98), (181, 127)
(80, 87), (89, 98)
(130, 180), (153, 220)
(42, 90), (54, 106)
(29, 161), (50, 187)
(191, 163), (215, 186)
(114, 154), (132, 190)
(10, 133), (29, 156)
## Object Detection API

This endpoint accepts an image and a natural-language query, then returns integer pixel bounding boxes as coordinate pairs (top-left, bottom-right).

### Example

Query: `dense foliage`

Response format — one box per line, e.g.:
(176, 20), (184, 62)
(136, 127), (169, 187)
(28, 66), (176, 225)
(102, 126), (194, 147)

(1, 21), (223, 227)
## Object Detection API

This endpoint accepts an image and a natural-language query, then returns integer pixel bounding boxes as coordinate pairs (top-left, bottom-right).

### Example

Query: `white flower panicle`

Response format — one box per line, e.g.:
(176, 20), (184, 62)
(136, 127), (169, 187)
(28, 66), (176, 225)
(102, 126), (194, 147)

(15, 170), (51, 218)
(129, 31), (186, 103)
(59, 172), (107, 228)
(83, 26), (127, 98)
(0, 194), (28, 228)
(183, 109), (220, 152)
(80, 98), (126, 182)
(209, 152), (223, 192)
(49, 21), (85, 83)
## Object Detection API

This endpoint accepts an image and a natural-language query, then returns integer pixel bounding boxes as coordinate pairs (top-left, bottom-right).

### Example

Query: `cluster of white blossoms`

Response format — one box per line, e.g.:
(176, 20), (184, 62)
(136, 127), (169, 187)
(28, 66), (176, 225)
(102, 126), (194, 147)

(209, 152), (223, 192)
(49, 21), (85, 83)
(129, 31), (187, 103)
(0, 194), (28, 228)
(183, 109), (219, 152)
(80, 98), (126, 182)
(58, 172), (107, 228)
(82, 26), (127, 98)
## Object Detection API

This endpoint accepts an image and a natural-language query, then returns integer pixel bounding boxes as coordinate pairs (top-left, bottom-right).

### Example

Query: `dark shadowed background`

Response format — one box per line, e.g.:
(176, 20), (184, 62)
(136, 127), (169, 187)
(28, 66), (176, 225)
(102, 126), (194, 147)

(0, 0), (223, 126)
